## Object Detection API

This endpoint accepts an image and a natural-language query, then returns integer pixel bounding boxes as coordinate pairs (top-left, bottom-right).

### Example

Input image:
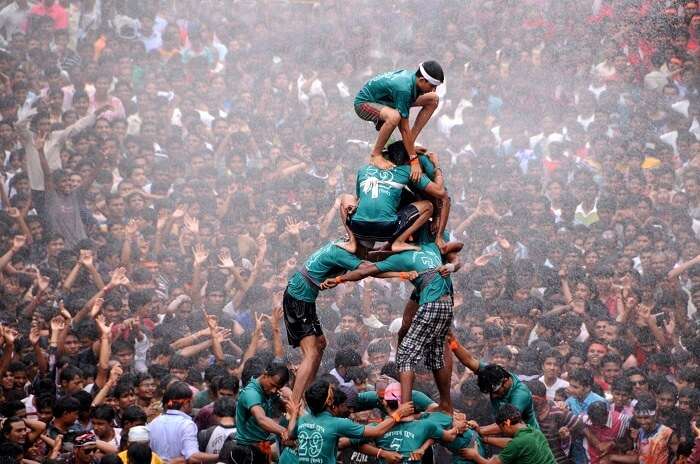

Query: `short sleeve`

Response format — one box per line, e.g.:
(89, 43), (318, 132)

(497, 437), (521, 464)
(375, 254), (409, 273)
(180, 420), (200, 459)
(412, 391), (437, 412)
(412, 174), (431, 191)
(334, 248), (362, 271)
(394, 90), (412, 118)
(239, 389), (263, 412)
(335, 418), (366, 439)
(355, 392), (379, 411)
(426, 422), (444, 441)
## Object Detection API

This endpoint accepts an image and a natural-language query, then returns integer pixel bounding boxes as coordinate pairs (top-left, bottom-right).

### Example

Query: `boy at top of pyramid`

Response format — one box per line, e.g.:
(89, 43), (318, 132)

(355, 61), (444, 182)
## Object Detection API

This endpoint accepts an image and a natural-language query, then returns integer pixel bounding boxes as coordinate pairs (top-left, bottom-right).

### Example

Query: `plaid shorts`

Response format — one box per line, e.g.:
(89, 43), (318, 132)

(354, 102), (385, 123)
(396, 297), (453, 372)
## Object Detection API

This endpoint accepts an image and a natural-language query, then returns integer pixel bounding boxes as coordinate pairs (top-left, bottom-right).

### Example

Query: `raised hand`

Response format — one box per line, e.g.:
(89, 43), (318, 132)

(496, 235), (511, 252)
(79, 249), (94, 268)
(192, 244), (209, 266)
(108, 363), (123, 383)
(184, 215), (199, 235)
(156, 209), (169, 231)
(473, 252), (497, 267)
(217, 249), (235, 269)
(95, 315), (112, 337)
(256, 234), (267, 255)
(271, 305), (283, 329)
(284, 217), (301, 236)
(29, 325), (41, 346)
(36, 274), (51, 292)
(11, 235), (26, 251)
(171, 205), (186, 220)
(50, 316), (66, 333)
(125, 219), (139, 237)
(109, 267), (130, 287)
(253, 312), (265, 336)
(205, 313), (218, 332)
(90, 297), (104, 318)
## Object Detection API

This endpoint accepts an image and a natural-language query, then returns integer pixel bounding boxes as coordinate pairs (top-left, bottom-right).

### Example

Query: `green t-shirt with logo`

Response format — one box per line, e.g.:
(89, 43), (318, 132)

(374, 418), (444, 461)
(287, 241), (363, 303)
(498, 427), (556, 464)
(375, 243), (450, 305)
(422, 412), (484, 464)
(485, 369), (539, 430)
(295, 411), (365, 464)
(235, 379), (275, 446)
(353, 164), (430, 224)
(355, 70), (418, 119)
(355, 390), (436, 416)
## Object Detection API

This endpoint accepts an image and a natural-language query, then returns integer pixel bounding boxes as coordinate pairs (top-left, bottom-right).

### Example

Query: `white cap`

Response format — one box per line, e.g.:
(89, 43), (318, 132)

(128, 426), (150, 443)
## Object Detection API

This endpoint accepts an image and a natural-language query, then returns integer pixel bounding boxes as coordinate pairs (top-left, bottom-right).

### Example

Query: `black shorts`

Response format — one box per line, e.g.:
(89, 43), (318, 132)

(347, 204), (420, 242)
(283, 288), (323, 348)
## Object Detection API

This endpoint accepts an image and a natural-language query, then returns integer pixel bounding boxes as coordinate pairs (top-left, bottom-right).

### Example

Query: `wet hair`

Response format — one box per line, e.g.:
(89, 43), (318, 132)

(91, 405), (116, 422)
(476, 364), (510, 394)
(495, 404), (522, 425)
(213, 397), (236, 418)
(305, 379), (332, 415)
(634, 394), (657, 414)
(120, 405), (147, 426)
(525, 380), (546, 398)
(162, 381), (193, 409)
(588, 401), (609, 426)
(52, 395), (80, 418)
(568, 368), (594, 388)
(334, 348), (362, 369)
(416, 60), (444, 83)
(611, 377), (633, 394)
(127, 442), (152, 464)
(263, 360), (290, 385)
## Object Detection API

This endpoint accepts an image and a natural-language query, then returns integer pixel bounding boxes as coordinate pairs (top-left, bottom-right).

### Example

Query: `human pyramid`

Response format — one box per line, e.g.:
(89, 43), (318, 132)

(283, 61), (547, 462)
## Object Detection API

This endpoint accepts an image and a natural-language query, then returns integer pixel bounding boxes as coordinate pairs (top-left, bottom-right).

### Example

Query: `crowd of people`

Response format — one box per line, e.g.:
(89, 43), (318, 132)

(0, 0), (700, 463)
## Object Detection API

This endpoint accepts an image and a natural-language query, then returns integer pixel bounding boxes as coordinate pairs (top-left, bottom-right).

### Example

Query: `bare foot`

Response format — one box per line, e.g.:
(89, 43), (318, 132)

(337, 241), (357, 254)
(436, 237), (448, 255)
(370, 154), (395, 170)
(391, 241), (420, 252)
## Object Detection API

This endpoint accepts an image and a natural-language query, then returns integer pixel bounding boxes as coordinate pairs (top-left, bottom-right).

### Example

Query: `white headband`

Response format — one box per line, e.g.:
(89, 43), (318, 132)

(419, 63), (442, 86)
(635, 410), (656, 416)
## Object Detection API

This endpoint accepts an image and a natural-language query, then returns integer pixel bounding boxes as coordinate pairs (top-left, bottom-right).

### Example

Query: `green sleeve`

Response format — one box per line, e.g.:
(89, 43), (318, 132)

(355, 391), (380, 411)
(375, 253), (410, 273)
(394, 90), (412, 118)
(412, 174), (432, 191)
(335, 418), (366, 439)
(497, 437), (522, 464)
(419, 155), (436, 179)
(334, 247), (362, 271)
(411, 391), (437, 412)
(509, 386), (533, 414)
(239, 389), (262, 412)
(425, 421), (444, 441)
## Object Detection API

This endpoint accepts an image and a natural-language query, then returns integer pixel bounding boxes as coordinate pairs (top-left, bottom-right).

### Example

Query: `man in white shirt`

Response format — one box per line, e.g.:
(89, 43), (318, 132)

(538, 350), (569, 401)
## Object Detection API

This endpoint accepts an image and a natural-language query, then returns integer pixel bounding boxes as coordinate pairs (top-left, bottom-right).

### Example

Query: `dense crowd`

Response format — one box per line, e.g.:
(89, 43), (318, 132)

(0, 0), (700, 463)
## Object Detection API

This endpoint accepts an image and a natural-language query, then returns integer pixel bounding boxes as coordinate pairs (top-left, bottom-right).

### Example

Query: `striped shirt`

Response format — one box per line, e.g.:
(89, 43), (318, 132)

(538, 402), (583, 464)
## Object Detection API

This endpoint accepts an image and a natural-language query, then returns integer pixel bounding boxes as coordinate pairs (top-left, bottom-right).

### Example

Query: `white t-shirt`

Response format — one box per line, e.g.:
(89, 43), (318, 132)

(204, 425), (236, 454)
(538, 376), (570, 401)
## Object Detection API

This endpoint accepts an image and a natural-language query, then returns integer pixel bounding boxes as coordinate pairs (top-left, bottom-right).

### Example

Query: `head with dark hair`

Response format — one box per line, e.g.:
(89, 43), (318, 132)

(121, 405), (147, 431)
(1, 417), (27, 446)
(656, 382), (678, 413)
(476, 364), (511, 397)
(495, 404), (522, 433)
(305, 379), (334, 415)
(334, 348), (362, 381)
(258, 360), (289, 396)
(588, 401), (609, 427)
(218, 441), (254, 464)
(379, 362), (399, 381)
(162, 381), (193, 411)
(634, 393), (658, 432)
(52, 395), (80, 423)
(213, 396), (236, 419)
(59, 365), (84, 394)
(127, 442), (152, 464)
(90, 405), (116, 440)
(568, 368), (594, 400)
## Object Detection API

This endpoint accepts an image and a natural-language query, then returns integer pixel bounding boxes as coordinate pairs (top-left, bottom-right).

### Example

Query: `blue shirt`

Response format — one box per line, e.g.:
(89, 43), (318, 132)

(566, 391), (606, 464)
(147, 410), (199, 460)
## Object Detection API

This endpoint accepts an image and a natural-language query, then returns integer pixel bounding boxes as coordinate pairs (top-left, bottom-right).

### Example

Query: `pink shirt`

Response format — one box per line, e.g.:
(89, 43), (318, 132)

(30, 3), (68, 29)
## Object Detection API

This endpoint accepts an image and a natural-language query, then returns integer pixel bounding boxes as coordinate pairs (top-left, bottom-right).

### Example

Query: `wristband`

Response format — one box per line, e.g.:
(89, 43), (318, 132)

(399, 272), (410, 280)
(335, 276), (344, 284)
(449, 339), (460, 352)
(391, 412), (401, 423)
(410, 157), (419, 164)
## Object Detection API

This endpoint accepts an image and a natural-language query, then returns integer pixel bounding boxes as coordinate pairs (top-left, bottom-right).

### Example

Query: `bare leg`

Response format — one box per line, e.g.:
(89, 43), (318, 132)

(433, 343), (453, 413)
(391, 200), (433, 252)
(399, 370), (415, 413)
(398, 299), (419, 347)
(337, 194), (358, 254)
(291, 335), (326, 404)
(435, 195), (451, 253)
(371, 107), (401, 169)
(410, 92), (439, 142)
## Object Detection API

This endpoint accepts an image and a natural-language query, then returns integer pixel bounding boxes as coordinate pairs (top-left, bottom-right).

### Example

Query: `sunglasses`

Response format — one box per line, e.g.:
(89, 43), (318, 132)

(631, 380), (647, 386)
(80, 447), (97, 454)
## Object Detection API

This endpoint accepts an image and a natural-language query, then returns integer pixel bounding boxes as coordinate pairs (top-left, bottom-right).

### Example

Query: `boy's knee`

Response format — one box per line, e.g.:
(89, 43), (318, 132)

(384, 110), (401, 126)
(424, 92), (439, 107)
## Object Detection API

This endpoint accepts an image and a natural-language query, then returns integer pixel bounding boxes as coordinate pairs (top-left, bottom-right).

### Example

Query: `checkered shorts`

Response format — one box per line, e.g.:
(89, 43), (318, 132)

(396, 298), (453, 372)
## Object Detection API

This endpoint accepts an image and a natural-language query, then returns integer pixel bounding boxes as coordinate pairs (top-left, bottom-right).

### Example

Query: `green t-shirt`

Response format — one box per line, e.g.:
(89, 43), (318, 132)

(355, 70), (418, 119)
(498, 427), (556, 464)
(418, 155), (436, 180)
(354, 390), (436, 416)
(422, 412), (484, 464)
(353, 164), (430, 224)
(488, 372), (539, 430)
(375, 243), (451, 305)
(287, 241), (363, 303)
(235, 379), (275, 446)
(374, 418), (444, 461)
(295, 411), (365, 464)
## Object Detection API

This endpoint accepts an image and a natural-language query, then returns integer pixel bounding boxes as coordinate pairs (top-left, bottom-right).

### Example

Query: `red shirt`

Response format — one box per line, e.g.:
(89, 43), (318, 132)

(30, 3), (68, 30)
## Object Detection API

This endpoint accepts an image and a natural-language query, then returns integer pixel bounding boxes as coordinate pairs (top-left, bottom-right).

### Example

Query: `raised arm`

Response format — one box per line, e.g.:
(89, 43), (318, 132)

(446, 332), (481, 373)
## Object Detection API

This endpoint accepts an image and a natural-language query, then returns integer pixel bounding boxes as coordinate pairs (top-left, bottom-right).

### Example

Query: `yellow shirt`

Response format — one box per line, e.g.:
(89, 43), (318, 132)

(118, 449), (164, 464)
